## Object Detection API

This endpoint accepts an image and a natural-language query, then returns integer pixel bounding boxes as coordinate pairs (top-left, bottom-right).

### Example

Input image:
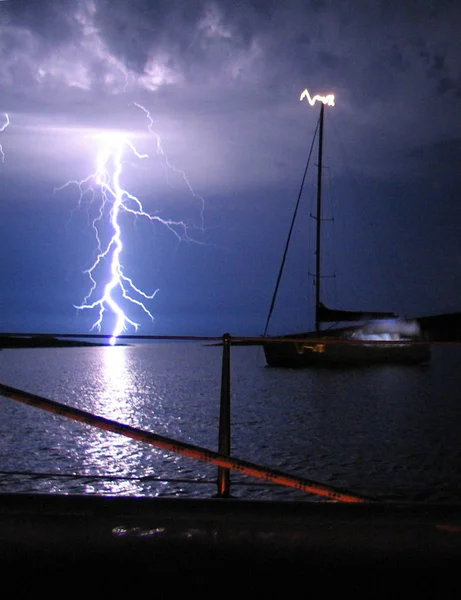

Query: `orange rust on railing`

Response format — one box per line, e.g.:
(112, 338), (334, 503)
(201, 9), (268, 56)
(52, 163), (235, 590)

(0, 381), (371, 503)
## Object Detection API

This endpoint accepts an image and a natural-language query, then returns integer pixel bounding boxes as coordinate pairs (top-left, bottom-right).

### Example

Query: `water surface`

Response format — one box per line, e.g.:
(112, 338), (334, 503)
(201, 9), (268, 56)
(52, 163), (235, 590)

(0, 343), (460, 501)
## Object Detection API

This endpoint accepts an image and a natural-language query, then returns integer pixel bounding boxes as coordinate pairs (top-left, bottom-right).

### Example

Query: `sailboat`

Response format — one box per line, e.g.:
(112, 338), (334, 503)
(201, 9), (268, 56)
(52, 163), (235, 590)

(263, 90), (431, 367)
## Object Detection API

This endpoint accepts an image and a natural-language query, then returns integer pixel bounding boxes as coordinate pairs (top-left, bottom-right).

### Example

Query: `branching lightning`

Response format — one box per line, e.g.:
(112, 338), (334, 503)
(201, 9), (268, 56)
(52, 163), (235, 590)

(57, 104), (204, 345)
(300, 89), (335, 107)
(0, 113), (9, 162)
(133, 102), (205, 228)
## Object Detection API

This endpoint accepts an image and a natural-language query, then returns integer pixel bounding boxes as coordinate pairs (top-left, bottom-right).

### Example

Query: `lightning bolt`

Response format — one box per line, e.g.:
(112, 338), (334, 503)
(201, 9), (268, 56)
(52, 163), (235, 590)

(300, 89), (335, 107)
(133, 102), (205, 228)
(0, 113), (9, 162)
(56, 105), (204, 345)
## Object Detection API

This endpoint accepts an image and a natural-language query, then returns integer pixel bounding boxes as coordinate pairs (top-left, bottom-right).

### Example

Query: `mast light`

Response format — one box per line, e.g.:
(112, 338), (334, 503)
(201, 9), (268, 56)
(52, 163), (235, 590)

(300, 89), (335, 107)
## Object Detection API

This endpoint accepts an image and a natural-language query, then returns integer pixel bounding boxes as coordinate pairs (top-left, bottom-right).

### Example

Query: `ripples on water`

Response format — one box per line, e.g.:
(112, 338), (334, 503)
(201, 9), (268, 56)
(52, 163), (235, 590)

(0, 343), (460, 502)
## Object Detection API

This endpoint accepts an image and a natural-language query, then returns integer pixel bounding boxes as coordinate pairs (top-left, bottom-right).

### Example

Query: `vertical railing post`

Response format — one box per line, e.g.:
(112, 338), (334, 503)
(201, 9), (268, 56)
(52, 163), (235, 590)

(217, 332), (231, 497)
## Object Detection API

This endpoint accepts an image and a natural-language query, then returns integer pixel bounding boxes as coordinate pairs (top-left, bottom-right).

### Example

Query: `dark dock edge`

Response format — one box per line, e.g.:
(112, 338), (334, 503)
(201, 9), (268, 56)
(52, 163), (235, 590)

(1, 493), (461, 569)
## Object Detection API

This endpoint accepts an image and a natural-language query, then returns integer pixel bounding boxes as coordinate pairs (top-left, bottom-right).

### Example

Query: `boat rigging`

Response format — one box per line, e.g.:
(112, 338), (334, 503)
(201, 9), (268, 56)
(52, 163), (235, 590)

(263, 89), (431, 367)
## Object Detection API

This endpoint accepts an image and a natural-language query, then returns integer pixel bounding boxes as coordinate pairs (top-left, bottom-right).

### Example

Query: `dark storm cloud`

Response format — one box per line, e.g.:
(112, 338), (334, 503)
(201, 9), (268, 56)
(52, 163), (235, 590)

(424, 52), (461, 97)
(1, 0), (78, 42)
(93, 0), (206, 73)
(1, 0), (461, 334)
(0, 0), (460, 185)
(409, 138), (461, 183)
(2, 1), (459, 110)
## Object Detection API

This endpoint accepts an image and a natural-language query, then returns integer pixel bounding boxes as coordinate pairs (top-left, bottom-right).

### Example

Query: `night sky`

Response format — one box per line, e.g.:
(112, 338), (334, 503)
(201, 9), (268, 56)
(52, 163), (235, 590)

(0, 0), (460, 339)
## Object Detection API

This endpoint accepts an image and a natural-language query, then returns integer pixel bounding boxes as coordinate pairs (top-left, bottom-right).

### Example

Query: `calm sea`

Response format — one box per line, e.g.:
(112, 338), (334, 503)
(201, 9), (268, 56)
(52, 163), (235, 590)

(0, 343), (460, 502)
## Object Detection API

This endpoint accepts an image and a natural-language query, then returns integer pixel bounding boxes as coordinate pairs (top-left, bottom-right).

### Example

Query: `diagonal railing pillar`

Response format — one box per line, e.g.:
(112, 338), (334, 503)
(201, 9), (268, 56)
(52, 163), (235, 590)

(0, 380), (373, 503)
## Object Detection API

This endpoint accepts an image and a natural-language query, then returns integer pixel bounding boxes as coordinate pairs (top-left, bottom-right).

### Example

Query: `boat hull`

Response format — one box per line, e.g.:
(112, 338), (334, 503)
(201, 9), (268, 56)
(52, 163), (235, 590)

(263, 337), (431, 367)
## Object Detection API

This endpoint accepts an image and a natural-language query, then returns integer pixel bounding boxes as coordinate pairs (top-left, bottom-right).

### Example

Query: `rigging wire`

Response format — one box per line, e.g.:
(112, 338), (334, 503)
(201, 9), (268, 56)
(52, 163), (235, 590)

(262, 118), (320, 337)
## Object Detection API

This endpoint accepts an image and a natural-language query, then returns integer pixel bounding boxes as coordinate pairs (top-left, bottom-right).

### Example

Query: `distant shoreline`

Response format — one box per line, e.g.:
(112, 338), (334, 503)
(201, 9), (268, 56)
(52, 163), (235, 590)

(0, 335), (114, 349)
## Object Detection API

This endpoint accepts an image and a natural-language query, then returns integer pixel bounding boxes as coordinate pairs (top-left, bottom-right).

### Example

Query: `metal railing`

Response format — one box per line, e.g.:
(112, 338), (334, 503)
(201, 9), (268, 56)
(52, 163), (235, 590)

(4, 330), (433, 502)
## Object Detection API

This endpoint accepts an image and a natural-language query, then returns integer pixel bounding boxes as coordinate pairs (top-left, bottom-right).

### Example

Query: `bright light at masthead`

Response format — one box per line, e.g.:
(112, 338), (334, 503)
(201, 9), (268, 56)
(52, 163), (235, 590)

(300, 89), (335, 107)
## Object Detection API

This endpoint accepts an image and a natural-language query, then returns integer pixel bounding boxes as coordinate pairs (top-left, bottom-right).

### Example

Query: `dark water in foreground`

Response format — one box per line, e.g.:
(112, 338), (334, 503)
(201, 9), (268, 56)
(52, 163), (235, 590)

(0, 343), (460, 502)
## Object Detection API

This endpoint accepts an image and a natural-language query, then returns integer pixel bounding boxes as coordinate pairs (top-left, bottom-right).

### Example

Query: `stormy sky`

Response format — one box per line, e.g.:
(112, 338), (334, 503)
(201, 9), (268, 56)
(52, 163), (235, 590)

(0, 0), (460, 338)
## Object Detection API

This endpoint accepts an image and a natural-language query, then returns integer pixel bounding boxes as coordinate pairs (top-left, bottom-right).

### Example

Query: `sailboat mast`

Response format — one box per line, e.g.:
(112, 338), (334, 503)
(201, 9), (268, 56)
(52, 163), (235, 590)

(315, 102), (325, 334)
